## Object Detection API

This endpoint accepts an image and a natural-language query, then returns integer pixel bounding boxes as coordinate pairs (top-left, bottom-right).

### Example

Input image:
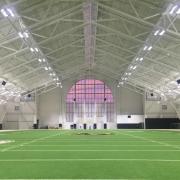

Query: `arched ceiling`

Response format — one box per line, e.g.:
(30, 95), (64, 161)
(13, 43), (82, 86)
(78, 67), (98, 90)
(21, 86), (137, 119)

(0, 0), (180, 100)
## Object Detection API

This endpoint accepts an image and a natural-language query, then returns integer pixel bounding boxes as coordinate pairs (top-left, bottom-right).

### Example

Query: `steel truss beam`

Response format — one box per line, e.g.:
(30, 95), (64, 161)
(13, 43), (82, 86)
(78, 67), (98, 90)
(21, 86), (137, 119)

(83, 0), (98, 66)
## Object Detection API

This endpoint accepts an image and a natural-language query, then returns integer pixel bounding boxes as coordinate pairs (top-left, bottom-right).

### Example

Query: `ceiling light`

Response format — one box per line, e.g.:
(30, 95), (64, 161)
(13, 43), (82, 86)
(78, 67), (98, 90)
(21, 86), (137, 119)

(148, 46), (152, 51)
(24, 32), (29, 38)
(154, 30), (159, 36)
(35, 48), (39, 52)
(129, 66), (133, 69)
(176, 8), (180, 14)
(170, 5), (178, 14)
(159, 30), (165, 36)
(56, 82), (61, 86)
(18, 32), (24, 38)
(1, 9), (8, 17)
(30, 47), (34, 52)
(143, 46), (148, 50)
(7, 8), (14, 17)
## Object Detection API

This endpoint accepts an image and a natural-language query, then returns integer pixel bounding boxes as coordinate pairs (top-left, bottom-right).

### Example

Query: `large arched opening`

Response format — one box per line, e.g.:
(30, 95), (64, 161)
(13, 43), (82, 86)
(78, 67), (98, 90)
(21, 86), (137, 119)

(66, 79), (114, 129)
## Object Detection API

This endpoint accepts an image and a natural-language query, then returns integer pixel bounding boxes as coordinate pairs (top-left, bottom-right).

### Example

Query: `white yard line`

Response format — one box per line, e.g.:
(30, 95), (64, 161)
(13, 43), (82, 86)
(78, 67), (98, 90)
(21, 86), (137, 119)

(8, 149), (180, 152)
(23, 140), (155, 142)
(0, 130), (19, 132)
(0, 158), (179, 162)
(0, 140), (14, 144)
(1, 133), (62, 152)
(22, 144), (173, 147)
(119, 132), (180, 150)
(0, 179), (146, 180)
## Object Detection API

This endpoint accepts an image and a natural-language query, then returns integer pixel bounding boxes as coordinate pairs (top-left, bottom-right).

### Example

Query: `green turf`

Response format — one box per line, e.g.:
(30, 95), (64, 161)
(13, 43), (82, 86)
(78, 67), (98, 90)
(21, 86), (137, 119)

(0, 130), (180, 179)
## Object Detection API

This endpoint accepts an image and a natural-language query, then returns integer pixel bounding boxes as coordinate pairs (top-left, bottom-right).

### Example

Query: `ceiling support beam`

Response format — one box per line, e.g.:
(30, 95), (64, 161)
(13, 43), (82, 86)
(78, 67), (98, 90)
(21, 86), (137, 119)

(83, 0), (98, 67)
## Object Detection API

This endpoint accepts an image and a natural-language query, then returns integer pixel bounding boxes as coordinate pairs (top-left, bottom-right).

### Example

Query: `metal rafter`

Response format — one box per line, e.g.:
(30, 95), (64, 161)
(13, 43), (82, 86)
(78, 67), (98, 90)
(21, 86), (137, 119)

(83, 0), (98, 67)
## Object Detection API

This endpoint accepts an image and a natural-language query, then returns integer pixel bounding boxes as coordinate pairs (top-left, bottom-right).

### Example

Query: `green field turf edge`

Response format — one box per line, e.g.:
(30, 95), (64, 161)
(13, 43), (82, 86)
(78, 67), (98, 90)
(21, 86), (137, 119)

(0, 130), (180, 180)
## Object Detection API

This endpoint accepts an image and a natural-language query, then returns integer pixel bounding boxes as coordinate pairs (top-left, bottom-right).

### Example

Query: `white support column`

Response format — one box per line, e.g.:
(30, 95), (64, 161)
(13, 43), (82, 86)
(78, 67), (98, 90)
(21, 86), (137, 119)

(144, 92), (146, 130)
(34, 90), (37, 125)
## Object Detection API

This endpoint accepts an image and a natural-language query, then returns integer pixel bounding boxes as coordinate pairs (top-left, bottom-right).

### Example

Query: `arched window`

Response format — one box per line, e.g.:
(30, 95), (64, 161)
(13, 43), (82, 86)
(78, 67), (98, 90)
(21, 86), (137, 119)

(66, 79), (114, 123)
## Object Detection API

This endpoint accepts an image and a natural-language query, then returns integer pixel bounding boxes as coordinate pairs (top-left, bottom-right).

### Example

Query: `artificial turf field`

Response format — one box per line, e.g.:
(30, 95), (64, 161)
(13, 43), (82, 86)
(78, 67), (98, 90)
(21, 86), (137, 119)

(0, 130), (180, 179)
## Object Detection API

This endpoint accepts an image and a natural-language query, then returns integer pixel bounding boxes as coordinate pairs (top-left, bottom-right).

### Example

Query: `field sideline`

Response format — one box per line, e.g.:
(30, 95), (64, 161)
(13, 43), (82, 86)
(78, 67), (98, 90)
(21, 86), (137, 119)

(0, 130), (180, 179)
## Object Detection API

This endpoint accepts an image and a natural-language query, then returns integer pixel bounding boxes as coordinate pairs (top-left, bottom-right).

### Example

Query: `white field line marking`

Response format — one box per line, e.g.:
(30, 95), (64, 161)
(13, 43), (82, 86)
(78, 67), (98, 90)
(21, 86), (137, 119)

(8, 149), (180, 152)
(0, 158), (180, 162)
(119, 132), (180, 150)
(0, 140), (14, 144)
(23, 144), (172, 147)
(24, 139), (180, 144)
(1, 133), (62, 152)
(0, 179), (147, 180)
(23, 139), (180, 142)
(19, 139), (180, 142)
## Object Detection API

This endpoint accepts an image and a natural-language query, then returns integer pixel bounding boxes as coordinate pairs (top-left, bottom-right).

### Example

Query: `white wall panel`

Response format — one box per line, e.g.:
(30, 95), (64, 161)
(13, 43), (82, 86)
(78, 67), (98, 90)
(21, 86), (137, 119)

(117, 115), (144, 124)
(38, 80), (145, 129)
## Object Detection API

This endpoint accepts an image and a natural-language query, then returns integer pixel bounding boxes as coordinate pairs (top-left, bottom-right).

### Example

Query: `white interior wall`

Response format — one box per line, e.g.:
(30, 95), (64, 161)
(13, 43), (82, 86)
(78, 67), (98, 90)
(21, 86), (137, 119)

(38, 80), (145, 129)
(1, 100), (36, 130)
(38, 88), (63, 128)
(117, 115), (144, 124)
(116, 87), (144, 115)
(145, 101), (177, 118)
(1, 81), (178, 130)
(0, 104), (5, 124)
